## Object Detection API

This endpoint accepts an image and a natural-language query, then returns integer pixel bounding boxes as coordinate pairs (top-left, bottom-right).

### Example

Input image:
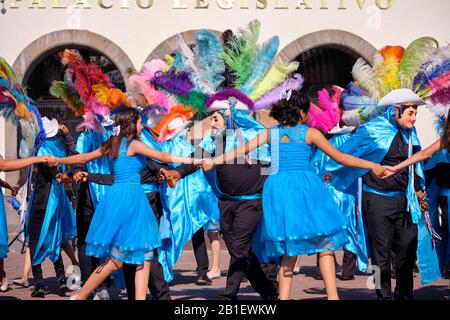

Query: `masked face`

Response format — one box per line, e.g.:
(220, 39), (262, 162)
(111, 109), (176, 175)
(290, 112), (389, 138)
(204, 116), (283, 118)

(211, 111), (225, 130)
(395, 105), (418, 130)
(164, 117), (185, 140)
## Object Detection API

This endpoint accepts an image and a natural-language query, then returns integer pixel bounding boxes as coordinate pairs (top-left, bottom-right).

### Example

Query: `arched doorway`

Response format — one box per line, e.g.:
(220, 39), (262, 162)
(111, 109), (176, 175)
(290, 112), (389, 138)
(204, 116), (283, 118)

(295, 45), (360, 92)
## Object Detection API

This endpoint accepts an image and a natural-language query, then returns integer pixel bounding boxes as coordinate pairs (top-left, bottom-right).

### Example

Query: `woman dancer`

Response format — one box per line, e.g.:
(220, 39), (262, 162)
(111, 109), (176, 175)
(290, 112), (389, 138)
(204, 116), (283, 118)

(202, 90), (386, 300)
(52, 108), (197, 300)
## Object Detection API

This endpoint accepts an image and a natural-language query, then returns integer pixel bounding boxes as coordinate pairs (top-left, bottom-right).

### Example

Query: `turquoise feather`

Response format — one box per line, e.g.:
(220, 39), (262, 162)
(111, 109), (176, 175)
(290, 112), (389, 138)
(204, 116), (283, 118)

(240, 36), (279, 95)
(194, 30), (225, 92)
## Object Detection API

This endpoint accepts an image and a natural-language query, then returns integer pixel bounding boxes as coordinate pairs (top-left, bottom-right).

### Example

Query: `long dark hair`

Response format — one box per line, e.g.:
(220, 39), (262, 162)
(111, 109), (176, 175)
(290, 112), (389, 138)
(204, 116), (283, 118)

(269, 89), (310, 126)
(442, 110), (450, 151)
(101, 108), (140, 159)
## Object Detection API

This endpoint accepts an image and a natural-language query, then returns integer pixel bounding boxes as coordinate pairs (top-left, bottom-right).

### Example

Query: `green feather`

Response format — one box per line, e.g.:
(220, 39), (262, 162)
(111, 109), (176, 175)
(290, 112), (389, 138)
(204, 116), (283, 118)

(398, 37), (438, 88)
(0, 57), (17, 81)
(175, 91), (208, 115)
(49, 80), (83, 111)
(249, 58), (299, 100)
(221, 20), (261, 89)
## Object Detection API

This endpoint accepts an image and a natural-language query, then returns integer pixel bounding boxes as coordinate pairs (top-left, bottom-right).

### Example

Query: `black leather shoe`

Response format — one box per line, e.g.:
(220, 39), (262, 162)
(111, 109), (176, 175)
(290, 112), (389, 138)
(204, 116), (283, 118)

(57, 277), (70, 295)
(31, 283), (46, 298)
(195, 275), (212, 286)
(339, 275), (355, 281)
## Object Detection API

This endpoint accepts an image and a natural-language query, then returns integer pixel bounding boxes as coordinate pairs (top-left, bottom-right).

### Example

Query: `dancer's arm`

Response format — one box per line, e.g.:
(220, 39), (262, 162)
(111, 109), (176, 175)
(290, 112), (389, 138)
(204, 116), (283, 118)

(55, 148), (104, 166)
(130, 140), (197, 165)
(384, 138), (443, 175)
(308, 128), (385, 177)
(0, 156), (49, 172)
(209, 129), (270, 167)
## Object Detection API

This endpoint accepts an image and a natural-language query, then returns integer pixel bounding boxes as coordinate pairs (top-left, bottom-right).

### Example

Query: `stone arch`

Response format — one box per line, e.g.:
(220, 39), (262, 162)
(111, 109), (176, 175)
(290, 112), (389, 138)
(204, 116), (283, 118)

(143, 29), (222, 69)
(278, 29), (377, 63)
(12, 29), (135, 88)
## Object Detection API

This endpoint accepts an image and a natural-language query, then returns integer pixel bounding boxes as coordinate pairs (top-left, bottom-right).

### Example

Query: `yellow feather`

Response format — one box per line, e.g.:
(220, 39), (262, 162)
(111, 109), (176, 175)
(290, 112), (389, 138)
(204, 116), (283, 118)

(249, 59), (299, 100)
(14, 101), (32, 120)
(162, 55), (175, 72)
(92, 84), (109, 104)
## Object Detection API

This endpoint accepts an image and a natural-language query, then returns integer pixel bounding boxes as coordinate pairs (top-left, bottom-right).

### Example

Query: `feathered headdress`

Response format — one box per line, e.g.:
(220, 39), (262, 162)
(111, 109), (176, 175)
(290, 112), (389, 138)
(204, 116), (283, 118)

(50, 49), (131, 131)
(307, 86), (343, 134)
(342, 37), (439, 127)
(0, 57), (46, 157)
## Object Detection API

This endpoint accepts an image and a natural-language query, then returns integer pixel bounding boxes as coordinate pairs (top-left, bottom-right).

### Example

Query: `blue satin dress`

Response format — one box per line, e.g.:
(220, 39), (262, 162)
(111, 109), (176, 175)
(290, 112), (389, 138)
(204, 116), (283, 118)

(0, 187), (8, 260)
(85, 139), (161, 264)
(256, 124), (348, 261)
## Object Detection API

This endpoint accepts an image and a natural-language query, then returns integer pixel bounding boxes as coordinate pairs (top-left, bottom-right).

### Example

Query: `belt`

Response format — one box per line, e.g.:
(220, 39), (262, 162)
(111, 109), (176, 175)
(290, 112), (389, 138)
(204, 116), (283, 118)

(363, 184), (405, 198)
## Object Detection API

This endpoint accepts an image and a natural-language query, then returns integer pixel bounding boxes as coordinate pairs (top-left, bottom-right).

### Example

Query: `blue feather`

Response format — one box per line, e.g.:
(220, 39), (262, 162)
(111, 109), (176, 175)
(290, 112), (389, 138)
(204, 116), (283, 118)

(240, 36), (279, 95)
(194, 30), (225, 91)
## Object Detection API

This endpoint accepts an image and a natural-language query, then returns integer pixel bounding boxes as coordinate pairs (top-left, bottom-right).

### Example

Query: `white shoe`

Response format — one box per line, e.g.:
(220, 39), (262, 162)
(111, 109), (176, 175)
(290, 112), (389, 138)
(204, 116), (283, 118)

(0, 272), (8, 292)
(93, 287), (110, 300)
(206, 270), (221, 280)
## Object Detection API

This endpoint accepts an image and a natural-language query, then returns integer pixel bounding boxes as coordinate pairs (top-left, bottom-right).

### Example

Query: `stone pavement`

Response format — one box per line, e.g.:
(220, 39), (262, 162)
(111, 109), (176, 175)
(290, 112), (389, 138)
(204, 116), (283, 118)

(0, 242), (448, 300)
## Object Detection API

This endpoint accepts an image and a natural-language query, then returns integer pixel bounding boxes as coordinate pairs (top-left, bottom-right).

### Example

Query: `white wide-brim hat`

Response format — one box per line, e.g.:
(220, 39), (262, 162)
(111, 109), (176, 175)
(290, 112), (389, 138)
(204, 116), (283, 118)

(377, 88), (427, 107)
(42, 117), (59, 138)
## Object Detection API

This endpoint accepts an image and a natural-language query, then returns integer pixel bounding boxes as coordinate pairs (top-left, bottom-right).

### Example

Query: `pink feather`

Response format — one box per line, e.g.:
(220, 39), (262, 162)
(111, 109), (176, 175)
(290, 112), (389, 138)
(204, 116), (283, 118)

(427, 72), (450, 95)
(76, 111), (102, 132)
(87, 96), (110, 116)
(129, 74), (173, 110)
(141, 60), (167, 81)
(307, 89), (340, 133)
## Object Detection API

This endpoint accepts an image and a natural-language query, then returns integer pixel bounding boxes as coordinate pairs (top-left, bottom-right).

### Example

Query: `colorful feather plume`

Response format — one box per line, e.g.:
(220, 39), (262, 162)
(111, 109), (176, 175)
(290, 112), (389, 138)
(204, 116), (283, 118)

(55, 49), (130, 131)
(307, 88), (342, 133)
(194, 30), (225, 92)
(152, 69), (194, 98)
(240, 36), (280, 95)
(0, 57), (45, 157)
(249, 58), (299, 100)
(221, 20), (261, 89)
(398, 37), (438, 89)
(253, 73), (304, 110)
(176, 34), (215, 95)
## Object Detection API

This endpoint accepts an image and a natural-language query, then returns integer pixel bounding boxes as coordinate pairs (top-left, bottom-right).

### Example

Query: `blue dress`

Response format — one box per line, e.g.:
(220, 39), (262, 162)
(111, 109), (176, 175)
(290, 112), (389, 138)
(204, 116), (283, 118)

(85, 139), (161, 264)
(0, 187), (8, 260)
(258, 124), (348, 259)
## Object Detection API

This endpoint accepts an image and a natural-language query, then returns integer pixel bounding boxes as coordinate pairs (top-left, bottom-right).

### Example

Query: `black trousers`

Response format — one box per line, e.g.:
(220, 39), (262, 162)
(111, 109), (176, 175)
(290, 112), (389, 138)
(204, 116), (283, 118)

(362, 192), (418, 300)
(28, 185), (65, 286)
(192, 227), (209, 278)
(122, 192), (170, 300)
(342, 249), (357, 277)
(219, 198), (278, 299)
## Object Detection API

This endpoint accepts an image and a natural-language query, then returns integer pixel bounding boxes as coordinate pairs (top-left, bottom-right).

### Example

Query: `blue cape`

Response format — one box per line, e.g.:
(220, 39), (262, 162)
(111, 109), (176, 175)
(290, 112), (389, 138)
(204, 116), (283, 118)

(28, 137), (76, 265)
(320, 107), (443, 284)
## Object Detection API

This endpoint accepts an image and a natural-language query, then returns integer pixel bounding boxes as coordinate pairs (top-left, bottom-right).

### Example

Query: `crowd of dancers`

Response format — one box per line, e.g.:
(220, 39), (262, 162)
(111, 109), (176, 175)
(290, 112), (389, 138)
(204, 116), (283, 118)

(0, 21), (449, 300)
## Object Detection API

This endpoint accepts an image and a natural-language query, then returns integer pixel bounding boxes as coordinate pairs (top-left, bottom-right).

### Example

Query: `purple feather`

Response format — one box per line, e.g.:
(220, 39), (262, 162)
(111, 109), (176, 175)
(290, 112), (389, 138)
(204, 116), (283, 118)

(431, 87), (450, 105)
(205, 88), (254, 110)
(253, 73), (304, 110)
(151, 69), (194, 97)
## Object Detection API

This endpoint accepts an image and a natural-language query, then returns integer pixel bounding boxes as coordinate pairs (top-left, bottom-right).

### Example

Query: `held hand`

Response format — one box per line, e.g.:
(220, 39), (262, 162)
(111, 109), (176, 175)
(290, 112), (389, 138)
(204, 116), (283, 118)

(11, 186), (19, 196)
(158, 168), (181, 183)
(73, 171), (88, 183)
(45, 156), (59, 167)
(380, 165), (396, 179)
(201, 158), (215, 172)
(56, 173), (72, 184)
(193, 158), (204, 166)
(371, 164), (387, 179)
